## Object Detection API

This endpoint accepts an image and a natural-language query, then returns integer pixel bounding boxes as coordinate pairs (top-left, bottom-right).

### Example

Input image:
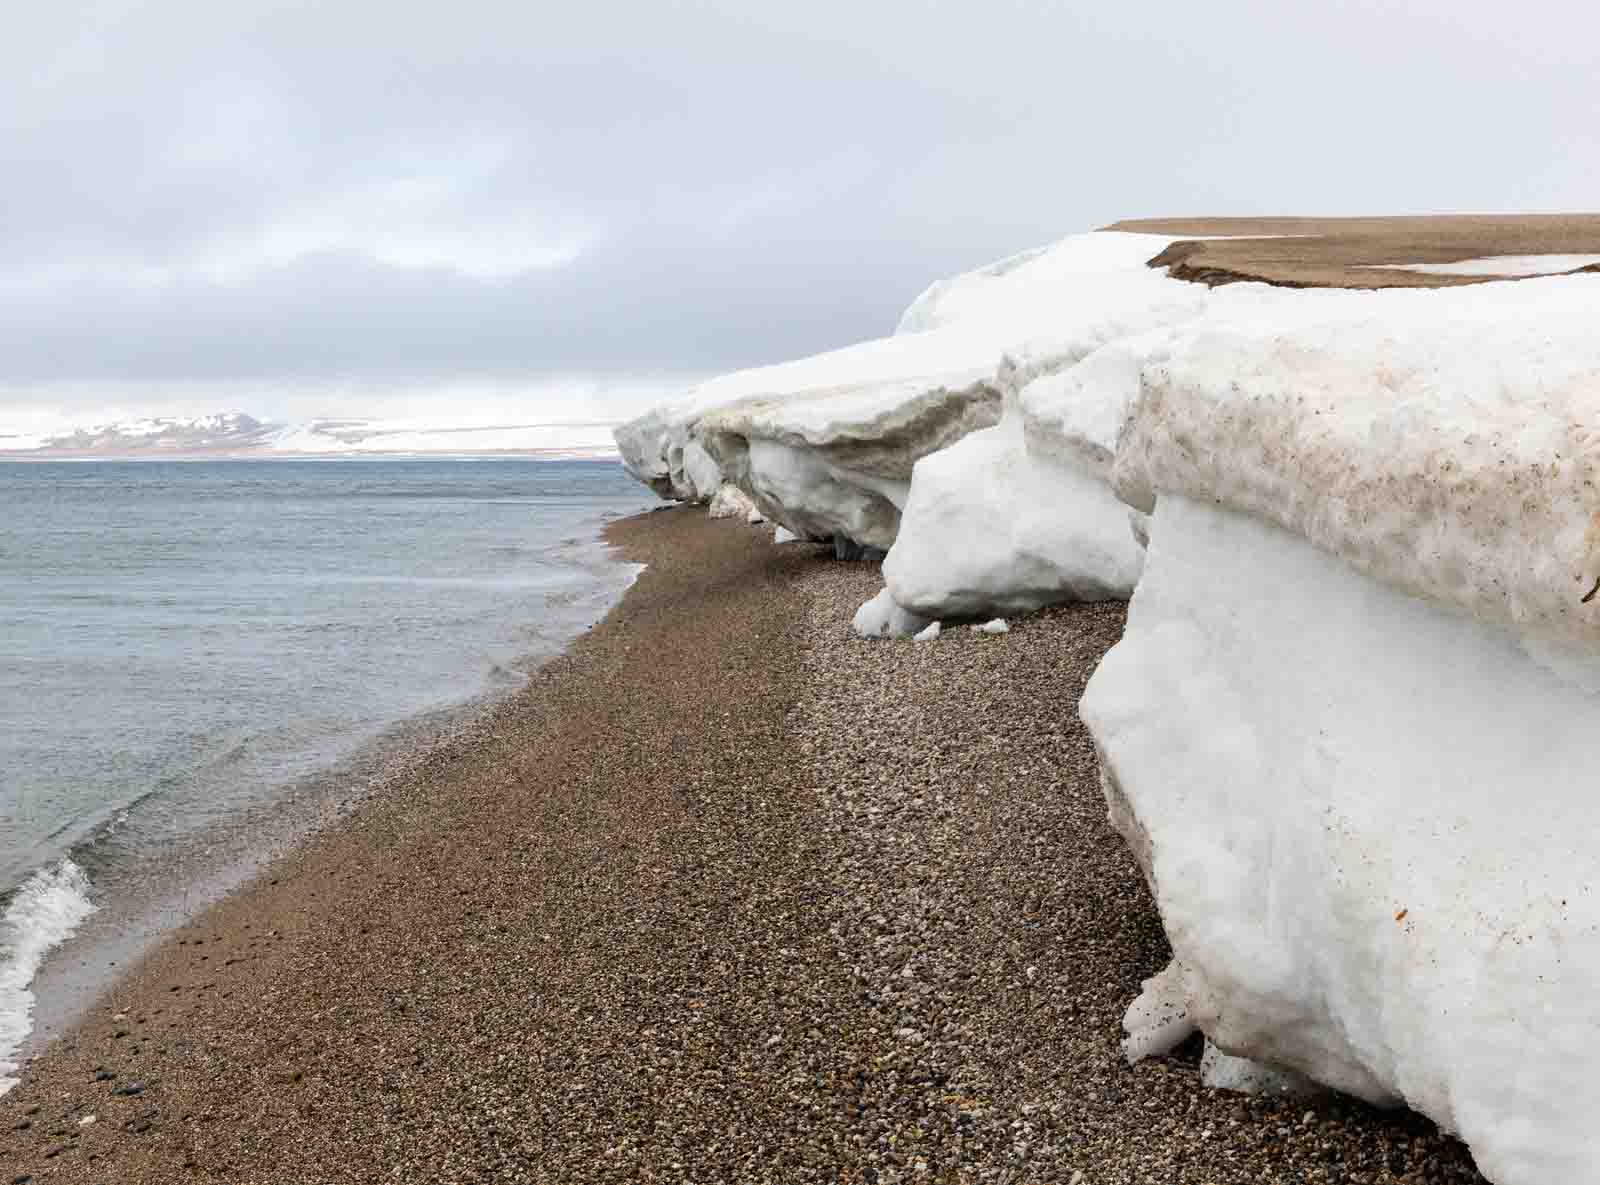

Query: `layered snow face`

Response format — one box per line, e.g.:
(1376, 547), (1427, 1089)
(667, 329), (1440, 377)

(1111, 275), (1600, 652)
(1082, 496), (1600, 1185)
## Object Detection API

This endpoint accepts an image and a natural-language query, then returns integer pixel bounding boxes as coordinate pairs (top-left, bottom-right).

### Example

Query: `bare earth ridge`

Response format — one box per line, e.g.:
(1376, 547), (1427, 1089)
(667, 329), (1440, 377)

(1106, 213), (1600, 288)
(3, 509), (1489, 1183)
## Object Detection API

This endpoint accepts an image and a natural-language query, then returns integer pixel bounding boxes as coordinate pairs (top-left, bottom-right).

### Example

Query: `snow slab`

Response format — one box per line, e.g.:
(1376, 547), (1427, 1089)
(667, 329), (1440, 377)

(1360, 254), (1600, 277)
(1081, 494), (1600, 1185)
(617, 231), (1202, 545)
(883, 408), (1145, 619)
(1112, 273), (1600, 651)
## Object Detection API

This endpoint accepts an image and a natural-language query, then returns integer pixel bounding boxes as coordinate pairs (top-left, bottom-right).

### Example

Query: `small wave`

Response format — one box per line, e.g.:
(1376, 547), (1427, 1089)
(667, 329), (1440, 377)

(0, 859), (96, 1094)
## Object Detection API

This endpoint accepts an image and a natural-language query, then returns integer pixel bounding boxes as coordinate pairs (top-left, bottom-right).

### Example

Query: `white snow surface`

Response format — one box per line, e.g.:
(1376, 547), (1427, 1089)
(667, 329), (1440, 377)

(883, 409), (1145, 619)
(1081, 495), (1600, 1185)
(1361, 254), (1600, 277)
(617, 231), (1202, 544)
(1, 860), (96, 1094)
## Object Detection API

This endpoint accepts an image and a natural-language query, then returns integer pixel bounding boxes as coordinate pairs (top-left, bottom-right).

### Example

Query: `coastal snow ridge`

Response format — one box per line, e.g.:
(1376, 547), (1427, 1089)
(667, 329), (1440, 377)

(1082, 272), (1600, 1185)
(615, 232), (1199, 553)
(857, 245), (1206, 633)
(1, 859), (96, 1094)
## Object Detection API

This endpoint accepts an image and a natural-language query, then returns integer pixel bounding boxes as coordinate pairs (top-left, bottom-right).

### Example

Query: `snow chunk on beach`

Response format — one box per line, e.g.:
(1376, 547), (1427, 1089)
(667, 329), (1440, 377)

(882, 407), (1145, 620)
(2, 860), (96, 1094)
(1112, 274), (1600, 649)
(851, 587), (932, 639)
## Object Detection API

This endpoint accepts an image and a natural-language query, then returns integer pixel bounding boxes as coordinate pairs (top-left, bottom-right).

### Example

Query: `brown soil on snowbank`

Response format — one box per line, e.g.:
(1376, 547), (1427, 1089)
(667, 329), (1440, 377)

(1105, 213), (1600, 288)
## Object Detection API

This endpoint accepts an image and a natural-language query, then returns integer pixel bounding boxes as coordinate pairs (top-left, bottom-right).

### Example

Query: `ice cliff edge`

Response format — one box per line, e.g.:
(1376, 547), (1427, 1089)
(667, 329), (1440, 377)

(616, 219), (1600, 1185)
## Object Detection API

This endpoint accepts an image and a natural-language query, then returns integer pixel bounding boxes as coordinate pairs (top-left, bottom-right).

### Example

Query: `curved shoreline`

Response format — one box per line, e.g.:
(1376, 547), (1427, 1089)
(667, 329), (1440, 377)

(8, 510), (643, 1092)
(2, 508), (1487, 1183)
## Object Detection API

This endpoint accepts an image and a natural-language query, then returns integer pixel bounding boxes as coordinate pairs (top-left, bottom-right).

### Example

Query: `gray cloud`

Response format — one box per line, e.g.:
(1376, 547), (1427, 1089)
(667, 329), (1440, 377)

(4, 0), (1597, 405)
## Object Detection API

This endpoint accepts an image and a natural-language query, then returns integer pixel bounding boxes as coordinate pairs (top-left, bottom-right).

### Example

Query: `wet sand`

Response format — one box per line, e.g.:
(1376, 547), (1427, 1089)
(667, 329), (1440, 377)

(2, 507), (1488, 1183)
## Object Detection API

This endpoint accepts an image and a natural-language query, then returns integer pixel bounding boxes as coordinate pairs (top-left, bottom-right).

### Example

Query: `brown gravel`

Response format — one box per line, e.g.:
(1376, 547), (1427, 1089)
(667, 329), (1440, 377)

(2, 507), (1490, 1183)
(1103, 213), (1600, 289)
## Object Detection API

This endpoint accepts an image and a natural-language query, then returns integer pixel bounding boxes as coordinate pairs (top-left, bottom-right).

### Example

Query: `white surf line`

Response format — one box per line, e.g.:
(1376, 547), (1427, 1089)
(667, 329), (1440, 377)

(0, 860), (97, 1094)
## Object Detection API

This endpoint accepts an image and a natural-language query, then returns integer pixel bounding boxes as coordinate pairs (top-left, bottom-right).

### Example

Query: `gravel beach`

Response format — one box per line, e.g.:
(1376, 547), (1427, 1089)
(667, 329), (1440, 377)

(3, 507), (1489, 1183)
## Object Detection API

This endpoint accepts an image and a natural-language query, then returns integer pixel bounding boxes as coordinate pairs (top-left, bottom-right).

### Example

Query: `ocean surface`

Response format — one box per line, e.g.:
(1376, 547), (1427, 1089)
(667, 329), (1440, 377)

(0, 458), (652, 1086)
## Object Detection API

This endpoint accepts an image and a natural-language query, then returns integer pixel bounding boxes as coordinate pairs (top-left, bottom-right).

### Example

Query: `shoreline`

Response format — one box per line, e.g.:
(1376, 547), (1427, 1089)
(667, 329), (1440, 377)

(2, 508), (1487, 1183)
(5, 478), (647, 1087)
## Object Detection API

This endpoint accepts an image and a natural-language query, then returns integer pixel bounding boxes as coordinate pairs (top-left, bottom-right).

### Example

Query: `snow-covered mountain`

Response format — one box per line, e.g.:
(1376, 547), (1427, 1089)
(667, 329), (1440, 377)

(0, 412), (622, 458)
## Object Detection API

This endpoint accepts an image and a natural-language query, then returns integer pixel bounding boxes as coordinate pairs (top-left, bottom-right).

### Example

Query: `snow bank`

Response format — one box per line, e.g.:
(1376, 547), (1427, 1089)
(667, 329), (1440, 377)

(615, 232), (1198, 546)
(1078, 270), (1600, 1185)
(625, 218), (1600, 1181)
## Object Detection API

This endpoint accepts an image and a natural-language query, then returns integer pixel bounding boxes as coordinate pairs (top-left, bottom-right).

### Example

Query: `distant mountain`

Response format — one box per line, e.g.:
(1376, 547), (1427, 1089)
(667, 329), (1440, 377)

(1, 412), (622, 459)
(32, 412), (275, 454)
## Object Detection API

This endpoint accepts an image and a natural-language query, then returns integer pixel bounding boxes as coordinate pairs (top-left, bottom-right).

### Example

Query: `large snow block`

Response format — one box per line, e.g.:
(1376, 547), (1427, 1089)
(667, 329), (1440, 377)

(1081, 495), (1600, 1185)
(883, 412), (1144, 620)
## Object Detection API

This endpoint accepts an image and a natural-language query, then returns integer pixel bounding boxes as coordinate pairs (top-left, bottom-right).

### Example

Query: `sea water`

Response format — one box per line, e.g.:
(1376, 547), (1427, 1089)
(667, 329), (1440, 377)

(0, 458), (652, 1087)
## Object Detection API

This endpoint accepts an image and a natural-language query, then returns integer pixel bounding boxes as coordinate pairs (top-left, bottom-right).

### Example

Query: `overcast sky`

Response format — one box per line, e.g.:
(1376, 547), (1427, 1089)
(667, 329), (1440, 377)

(4, 0), (1597, 426)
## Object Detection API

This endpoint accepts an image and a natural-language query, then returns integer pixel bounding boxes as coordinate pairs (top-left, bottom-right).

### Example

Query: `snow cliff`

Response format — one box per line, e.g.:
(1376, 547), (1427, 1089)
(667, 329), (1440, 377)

(617, 223), (1600, 1183)
(614, 232), (1195, 559)
(1079, 273), (1600, 1185)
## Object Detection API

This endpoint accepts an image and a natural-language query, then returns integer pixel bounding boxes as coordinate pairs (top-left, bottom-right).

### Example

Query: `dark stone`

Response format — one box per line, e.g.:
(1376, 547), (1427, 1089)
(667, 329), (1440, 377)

(93, 1070), (116, 1082)
(112, 1082), (146, 1096)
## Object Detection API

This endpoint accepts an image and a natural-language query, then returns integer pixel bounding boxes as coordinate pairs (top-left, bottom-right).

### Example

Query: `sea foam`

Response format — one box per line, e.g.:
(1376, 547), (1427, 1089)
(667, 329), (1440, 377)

(0, 859), (96, 1093)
